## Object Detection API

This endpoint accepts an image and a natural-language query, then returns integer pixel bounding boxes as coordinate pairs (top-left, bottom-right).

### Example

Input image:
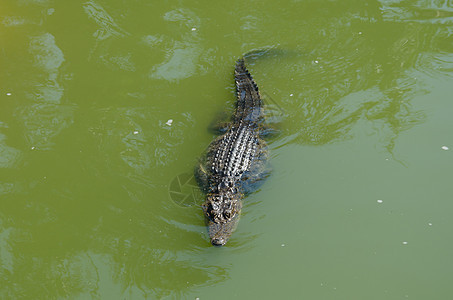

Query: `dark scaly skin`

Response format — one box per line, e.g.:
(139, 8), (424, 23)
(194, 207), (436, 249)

(197, 58), (268, 246)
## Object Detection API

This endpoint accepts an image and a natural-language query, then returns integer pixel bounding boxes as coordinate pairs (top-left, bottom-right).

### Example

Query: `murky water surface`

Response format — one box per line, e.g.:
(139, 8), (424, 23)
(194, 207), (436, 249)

(1, 0), (453, 299)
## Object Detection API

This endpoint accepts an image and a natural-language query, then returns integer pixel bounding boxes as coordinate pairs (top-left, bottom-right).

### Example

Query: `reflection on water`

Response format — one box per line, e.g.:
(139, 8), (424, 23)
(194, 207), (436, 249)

(261, 0), (452, 154)
(150, 8), (202, 81)
(2, 16), (27, 27)
(30, 33), (64, 78)
(1, 0), (452, 298)
(380, 0), (453, 24)
(0, 132), (21, 168)
(94, 108), (195, 170)
(2, 2), (225, 298)
(19, 103), (74, 150)
(16, 32), (74, 150)
(83, 0), (129, 40)
(84, 0), (132, 67)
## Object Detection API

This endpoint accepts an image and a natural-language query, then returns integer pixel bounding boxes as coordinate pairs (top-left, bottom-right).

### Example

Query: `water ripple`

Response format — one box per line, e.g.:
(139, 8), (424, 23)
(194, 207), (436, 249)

(149, 8), (202, 81)
(380, 0), (453, 24)
(83, 0), (129, 40)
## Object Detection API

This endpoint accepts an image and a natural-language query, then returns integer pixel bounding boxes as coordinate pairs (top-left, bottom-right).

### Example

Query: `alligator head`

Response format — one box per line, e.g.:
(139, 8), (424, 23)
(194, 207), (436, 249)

(202, 193), (242, 246)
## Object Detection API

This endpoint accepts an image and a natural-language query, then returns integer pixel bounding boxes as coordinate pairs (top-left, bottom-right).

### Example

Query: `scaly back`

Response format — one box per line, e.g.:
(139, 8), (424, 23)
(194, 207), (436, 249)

(234, 59), (263, 123)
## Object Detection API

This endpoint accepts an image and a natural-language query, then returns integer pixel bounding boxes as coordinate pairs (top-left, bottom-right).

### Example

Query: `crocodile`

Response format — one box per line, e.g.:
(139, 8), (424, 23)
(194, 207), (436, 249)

(196, 57), (269, 246)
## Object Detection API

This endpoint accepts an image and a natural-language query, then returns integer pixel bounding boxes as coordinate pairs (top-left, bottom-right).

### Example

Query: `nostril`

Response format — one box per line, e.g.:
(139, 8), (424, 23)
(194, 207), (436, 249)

(211, 238), (226, 246)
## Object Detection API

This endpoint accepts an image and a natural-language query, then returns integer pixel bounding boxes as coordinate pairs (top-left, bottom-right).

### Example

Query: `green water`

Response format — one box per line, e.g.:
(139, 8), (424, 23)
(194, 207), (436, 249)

(1, 0), (453, 299)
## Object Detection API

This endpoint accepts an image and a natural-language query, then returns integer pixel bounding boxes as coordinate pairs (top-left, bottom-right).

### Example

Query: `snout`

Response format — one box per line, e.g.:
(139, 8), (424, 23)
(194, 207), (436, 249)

(211, 237), (226, 246)
(206, 213), (240, 247)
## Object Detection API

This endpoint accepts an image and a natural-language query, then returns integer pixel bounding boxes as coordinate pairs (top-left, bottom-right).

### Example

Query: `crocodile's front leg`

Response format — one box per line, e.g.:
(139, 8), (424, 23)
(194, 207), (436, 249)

(195, 162), (209, 194)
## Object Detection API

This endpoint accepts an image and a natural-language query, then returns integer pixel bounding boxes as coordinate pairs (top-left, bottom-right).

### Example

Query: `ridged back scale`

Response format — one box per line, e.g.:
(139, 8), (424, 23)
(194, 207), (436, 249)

(208, 59), (263, 191)
(234, 59), (263, 123)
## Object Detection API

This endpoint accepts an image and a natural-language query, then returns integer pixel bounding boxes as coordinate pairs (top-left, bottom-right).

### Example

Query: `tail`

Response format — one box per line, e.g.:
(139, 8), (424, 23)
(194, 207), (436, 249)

(234, 58), (262, 122)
